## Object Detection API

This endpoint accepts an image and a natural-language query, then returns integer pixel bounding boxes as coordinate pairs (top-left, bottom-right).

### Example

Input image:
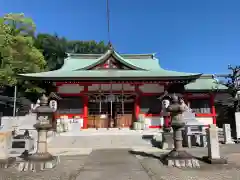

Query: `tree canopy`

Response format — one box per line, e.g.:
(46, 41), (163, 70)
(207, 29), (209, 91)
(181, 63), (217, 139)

(0, 13), (46, 93)
(222, 65), (240, 98)
(0, 13), (108, 101)
(35, 34), (108, 71)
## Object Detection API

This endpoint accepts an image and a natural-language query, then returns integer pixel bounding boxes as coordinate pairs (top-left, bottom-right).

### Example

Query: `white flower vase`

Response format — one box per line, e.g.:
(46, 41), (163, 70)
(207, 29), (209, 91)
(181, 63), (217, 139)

(56, 119), (62, 133)
(80, 118), (83, 129)
(64, 119), (69, 132)
(60, 116), (65, 132)
(144, 118), (151, 129)
(68, 119), (72, 131)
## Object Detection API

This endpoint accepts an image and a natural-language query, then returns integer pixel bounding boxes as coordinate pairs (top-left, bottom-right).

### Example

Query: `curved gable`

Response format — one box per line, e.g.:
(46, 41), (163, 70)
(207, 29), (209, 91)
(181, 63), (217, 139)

(82, 50), (146, 70)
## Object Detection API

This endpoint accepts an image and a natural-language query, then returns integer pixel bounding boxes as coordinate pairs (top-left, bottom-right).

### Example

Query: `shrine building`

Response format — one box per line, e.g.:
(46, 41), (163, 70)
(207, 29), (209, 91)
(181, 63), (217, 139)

(19, 47), (227, 129)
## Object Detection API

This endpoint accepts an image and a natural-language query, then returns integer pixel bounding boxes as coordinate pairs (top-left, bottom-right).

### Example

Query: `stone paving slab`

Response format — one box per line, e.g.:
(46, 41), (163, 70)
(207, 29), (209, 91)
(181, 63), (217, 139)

(48, 147), (93, 156)
(1, 147), (240, 179)
(0, 155), (88, 180)
(134, 145), (240, 180)
(76, 149), (152, 180)
(139, 156), (240, 180)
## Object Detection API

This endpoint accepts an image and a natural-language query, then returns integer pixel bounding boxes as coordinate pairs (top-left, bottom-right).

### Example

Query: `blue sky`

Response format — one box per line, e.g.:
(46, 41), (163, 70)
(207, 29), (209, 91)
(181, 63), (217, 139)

(0, 0), (240, 74)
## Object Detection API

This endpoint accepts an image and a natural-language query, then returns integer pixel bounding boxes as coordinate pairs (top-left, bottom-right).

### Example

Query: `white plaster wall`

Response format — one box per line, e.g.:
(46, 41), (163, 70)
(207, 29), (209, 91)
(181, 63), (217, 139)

(58, 84), (84, 94)
(139, 84), (164, 93)
(195, 117), (213, 125)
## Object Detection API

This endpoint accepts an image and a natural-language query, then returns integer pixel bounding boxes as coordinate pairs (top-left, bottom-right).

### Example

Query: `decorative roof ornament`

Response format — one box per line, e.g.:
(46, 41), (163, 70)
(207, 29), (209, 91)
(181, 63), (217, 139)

(108, 41), (114, 50)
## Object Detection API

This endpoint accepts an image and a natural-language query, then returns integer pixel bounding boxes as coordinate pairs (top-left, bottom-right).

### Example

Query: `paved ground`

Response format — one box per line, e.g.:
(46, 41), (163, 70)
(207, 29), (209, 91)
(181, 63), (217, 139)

(1, 145), (240, 180)
(75, 149), (151, 180)
(2, 129), (240, 180)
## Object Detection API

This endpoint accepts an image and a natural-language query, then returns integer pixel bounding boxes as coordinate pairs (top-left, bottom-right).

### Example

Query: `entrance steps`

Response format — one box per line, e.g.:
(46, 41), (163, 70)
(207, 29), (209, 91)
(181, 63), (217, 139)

(48, 129), (162, 150)
(57, 128), (161, 136)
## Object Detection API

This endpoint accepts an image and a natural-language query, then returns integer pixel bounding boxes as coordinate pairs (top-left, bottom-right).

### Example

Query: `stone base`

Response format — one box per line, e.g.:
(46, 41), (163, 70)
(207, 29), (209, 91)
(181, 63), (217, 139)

(0, 157), (16, 168)
(26, 152), (55, 162)
(224, 141), (235, 144)
(162, 149), (200, 168)
(202, 156), (228, 164)
(17, 156), (60, 172)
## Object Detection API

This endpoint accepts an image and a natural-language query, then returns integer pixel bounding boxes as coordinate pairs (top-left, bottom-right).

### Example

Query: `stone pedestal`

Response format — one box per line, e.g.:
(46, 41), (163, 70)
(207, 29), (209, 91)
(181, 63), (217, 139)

(0, 130), (15, 168)
(162, 125), (200, 168)
(223, 124), (235, 144)
(161, 94), (200, 168)
(18, 124), (59, 172)
(161, 132), (174, 149)
(17, 95), (59, 172)
(202, 124), (227, 164)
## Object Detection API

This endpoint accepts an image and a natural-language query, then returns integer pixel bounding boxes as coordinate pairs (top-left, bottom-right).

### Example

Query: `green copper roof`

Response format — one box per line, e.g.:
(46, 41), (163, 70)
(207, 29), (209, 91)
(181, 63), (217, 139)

(185, 75), (227, 91)
(18, 49), (227, 91)
(60, 51), (161, 71)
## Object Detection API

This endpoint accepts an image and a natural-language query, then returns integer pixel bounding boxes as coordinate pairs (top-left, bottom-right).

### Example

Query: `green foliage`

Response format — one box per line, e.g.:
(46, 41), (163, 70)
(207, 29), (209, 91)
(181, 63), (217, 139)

(67, 40), (108, 54)
(0, 13), (46, 91)
(34, 33), (68, 70)
(35, 34), (108, 70)
(220, 65), (240, 98)
(0, 13), (108, 101)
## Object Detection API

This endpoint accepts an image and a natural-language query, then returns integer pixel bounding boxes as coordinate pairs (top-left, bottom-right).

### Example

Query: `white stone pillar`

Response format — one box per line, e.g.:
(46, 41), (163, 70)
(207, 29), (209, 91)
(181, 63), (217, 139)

(203, 124), (227, 164)
(223, 124), (234, 144)
(207, 124), (220, 159)
(235, 112), (240, 140)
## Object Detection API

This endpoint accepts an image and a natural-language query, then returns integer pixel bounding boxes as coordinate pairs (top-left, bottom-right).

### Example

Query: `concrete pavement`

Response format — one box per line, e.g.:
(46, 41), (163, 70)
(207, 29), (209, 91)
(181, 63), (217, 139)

(75, 149), (152, 180)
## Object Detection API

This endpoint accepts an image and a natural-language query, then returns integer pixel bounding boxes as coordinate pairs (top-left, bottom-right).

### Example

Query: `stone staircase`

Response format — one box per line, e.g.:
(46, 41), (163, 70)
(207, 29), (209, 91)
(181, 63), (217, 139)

(48, 129), (160, 150)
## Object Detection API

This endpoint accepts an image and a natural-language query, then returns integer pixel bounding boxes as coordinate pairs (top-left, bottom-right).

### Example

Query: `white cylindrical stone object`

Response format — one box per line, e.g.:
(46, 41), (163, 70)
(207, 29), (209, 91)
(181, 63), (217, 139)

(207, 124), (220, 159)
(223, 124), (234, 144)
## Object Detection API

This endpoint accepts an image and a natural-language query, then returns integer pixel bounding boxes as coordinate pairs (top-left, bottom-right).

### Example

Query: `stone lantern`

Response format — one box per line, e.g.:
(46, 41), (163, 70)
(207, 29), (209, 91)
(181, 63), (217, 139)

(162, 94), (200, 168)
(19, 94), (59, 172)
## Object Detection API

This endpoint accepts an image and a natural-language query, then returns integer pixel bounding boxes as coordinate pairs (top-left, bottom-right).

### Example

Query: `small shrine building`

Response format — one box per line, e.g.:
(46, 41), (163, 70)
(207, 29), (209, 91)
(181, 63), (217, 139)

(19, 47), (227, 129)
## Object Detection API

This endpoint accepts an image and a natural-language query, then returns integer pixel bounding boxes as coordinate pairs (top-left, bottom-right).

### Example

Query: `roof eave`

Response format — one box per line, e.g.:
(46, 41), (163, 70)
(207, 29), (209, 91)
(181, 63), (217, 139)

(18, 73), (202, 81)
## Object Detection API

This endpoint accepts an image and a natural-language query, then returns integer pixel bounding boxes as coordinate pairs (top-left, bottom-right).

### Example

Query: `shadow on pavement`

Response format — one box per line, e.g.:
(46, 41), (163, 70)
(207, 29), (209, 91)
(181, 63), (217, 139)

(128, 149), (211, 166)
(142, 135), (162, 148)
(128, 150), (166, 164)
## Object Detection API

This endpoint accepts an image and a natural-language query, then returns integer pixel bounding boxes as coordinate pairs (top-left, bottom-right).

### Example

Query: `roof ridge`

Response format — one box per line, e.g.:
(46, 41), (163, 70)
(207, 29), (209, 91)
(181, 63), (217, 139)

(67, 53), (103, 57)
(200, 74), (214, 79)
(66, 52), (155, 59)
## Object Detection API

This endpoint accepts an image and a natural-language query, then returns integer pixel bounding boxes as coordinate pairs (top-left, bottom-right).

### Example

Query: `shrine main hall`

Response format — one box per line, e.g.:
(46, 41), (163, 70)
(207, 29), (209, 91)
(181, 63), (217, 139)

(19, 47), (226, 129)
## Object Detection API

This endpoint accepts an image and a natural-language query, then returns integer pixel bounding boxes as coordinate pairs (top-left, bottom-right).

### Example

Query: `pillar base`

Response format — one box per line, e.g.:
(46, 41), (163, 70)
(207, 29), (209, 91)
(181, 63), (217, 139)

(162, 149), (200, 168)
(223, 141), (235, 144)
(26, 152), (54, 162)
(202, 156), (227, 164)
(16, 154), (60, 172)
(0, 157), (16, 168)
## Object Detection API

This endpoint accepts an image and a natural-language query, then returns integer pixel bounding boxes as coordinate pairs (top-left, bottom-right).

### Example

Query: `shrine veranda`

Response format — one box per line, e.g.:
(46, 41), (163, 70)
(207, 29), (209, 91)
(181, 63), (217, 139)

(19, 49), (227, 129)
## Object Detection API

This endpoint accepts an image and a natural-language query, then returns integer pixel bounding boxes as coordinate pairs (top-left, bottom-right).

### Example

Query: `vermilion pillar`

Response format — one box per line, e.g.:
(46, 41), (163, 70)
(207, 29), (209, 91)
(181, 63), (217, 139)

(135, 85), (140, 121)
(210, 93), (216, 124)
(83, 86), (88, 129)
